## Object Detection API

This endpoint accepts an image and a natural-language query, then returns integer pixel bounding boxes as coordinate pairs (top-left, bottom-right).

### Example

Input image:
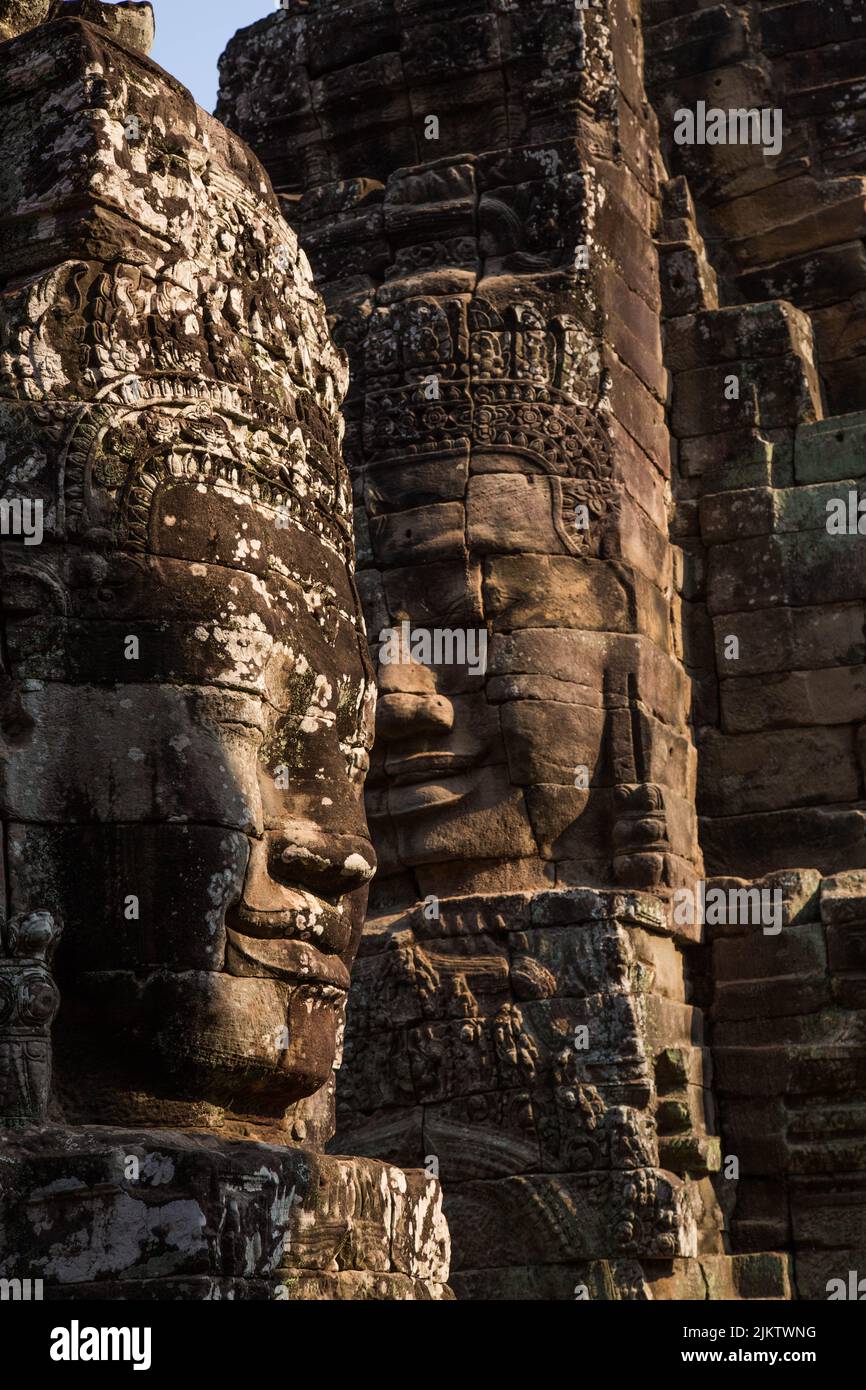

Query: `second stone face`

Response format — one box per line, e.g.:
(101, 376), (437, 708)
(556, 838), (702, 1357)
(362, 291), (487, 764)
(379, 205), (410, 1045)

(219, 2), (700, 911)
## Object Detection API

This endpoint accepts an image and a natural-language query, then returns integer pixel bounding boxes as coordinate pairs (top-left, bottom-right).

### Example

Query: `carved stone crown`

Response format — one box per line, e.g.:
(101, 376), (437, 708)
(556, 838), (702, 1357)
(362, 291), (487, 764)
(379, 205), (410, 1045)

(361, 299), (612, 485)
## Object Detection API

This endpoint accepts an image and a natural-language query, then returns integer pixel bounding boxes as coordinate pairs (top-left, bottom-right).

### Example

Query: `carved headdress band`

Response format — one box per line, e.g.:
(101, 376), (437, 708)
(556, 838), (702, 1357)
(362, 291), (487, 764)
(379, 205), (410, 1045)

(361, 299), (612, 486)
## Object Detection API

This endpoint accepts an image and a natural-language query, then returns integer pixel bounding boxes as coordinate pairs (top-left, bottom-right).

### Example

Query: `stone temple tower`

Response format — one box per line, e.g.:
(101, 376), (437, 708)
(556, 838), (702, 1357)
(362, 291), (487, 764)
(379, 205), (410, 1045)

(218, 0), (793, 1300)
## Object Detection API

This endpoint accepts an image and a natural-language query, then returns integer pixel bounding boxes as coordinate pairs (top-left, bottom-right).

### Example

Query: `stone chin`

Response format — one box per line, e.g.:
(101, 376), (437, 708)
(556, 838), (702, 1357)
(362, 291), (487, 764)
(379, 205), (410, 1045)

(57, 967), (345, 1125)
(146, 970), (345, 1110)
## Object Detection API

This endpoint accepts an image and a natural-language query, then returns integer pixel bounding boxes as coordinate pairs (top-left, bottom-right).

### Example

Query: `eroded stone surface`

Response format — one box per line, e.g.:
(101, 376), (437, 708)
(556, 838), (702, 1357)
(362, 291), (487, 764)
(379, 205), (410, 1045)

(219, 0), (700, 911)
(0, 0), (50, 42)
(0, 6), (376, 1140)
(0, 1127), (451, 1298)
(2, 0), (861, 1306)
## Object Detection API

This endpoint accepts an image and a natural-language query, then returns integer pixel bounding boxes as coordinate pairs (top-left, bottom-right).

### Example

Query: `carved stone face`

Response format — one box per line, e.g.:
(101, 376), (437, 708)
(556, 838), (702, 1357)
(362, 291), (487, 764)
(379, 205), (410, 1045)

(0, 11), (375, 1132)
(1, 413), (376, 1127)
(367, 470), (619, 902)
(359, 298), (624, 905)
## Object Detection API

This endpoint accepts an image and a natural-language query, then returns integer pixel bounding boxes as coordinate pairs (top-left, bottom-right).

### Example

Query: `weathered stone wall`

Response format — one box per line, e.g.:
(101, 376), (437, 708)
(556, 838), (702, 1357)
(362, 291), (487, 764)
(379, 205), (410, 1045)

(655, 179), (864, 877)
(0, 1127), (450, 1299)
(647, 0), (866, 1301)
(646, 0), (866, 414)
(709, 868), (866, 1300)
(648, 4), (866, 877)
(338, 883), (793, 1300)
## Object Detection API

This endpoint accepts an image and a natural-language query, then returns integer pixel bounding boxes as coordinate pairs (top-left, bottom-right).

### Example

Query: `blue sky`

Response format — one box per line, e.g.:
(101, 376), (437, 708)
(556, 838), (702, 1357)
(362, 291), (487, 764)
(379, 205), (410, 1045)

(148, 0), (277, 112)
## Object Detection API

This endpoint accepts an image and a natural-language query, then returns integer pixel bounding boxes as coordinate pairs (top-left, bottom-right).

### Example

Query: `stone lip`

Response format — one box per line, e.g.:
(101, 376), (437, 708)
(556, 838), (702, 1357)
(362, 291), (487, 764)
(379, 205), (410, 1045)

(225, 929), (352, 990)
(0, 1125), (452, 1297)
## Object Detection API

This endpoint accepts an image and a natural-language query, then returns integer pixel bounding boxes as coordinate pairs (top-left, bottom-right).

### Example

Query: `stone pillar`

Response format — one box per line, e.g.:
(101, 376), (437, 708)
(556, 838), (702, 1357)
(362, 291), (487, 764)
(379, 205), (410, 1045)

(219, 0), (789, 1299)
(0, 2), (449, 1300)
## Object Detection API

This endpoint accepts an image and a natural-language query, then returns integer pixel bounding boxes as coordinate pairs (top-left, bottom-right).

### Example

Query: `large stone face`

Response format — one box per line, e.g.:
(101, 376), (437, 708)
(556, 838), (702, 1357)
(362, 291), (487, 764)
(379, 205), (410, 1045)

(0, 3), (450, 1300)
(0, 6), (378, 1140)
(218, 0), (702, 911)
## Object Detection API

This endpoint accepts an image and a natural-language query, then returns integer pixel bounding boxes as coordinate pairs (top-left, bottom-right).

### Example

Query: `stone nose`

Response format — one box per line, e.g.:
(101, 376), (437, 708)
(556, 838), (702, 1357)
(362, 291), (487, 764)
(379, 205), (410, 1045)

(376, 692), (455, 741)
(271, 821), (377, 896)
